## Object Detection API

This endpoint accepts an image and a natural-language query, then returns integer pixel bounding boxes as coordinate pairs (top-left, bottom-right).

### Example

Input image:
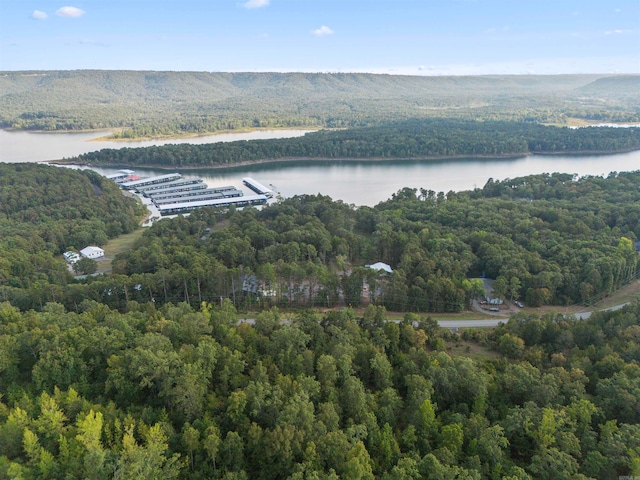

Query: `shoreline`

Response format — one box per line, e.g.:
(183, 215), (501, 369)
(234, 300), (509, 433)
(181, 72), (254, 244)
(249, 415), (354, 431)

(88, 126), (320, 142)
(49, 147), (640, 171)
(0, 126), (319, 142)
(5, 120), (639, 142)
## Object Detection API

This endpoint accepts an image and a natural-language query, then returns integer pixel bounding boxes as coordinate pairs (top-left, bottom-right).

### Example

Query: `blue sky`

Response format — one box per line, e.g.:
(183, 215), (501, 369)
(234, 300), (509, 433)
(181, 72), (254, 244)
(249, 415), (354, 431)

(1, 0), (638, 74)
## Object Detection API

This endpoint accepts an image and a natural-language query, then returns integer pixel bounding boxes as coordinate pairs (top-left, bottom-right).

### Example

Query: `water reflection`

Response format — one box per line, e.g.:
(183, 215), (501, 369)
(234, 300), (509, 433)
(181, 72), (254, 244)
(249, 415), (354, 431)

(87, 151), (640, 207)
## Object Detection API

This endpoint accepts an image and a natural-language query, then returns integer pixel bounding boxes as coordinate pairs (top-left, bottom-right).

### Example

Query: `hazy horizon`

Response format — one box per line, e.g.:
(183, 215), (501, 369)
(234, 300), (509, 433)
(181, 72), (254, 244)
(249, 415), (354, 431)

(1, 0), (638, 75)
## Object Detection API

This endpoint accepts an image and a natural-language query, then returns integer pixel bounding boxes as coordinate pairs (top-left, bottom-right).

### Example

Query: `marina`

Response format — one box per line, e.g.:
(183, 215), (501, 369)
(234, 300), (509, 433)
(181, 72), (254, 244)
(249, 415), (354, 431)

(243, 177), (275, 198)
(150, 188), (243, 204)
(137, 177), (204, 195)
(120, 173), (182, 190)
(104, 170), (273, 216)
(142, 182), (207, 197)
(105, 169), (137, 183)
(157, 195), (268, 215)
(153, 191), (224, 205)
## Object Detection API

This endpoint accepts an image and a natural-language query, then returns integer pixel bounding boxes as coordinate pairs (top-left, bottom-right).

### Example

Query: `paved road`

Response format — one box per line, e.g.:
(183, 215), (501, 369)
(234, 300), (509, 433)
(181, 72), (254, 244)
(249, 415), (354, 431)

(572, 302), (630, 320)
(437, 302), (631, 329)
(438, 319), (506, 329)
(239, 302), (631, 330)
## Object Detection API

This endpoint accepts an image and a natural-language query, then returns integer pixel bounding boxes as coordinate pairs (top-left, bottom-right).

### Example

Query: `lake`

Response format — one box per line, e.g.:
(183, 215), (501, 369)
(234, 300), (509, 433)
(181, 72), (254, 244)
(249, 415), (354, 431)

(1, 129), (639, 207)
(0, 128), (315, 163)
(86, 151), (640, 207)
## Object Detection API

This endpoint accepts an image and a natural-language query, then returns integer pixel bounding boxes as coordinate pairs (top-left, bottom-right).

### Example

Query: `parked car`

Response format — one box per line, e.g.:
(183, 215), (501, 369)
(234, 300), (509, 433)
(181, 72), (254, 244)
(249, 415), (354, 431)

(490, 307), (500, 312)
(514, 301), (524, 308)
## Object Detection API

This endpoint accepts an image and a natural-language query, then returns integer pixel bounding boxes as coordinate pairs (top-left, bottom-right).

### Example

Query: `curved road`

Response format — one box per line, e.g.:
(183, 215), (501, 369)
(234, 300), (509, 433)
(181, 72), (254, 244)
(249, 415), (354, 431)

(238, 302), (632, 330)
(437, 302), (631, 330)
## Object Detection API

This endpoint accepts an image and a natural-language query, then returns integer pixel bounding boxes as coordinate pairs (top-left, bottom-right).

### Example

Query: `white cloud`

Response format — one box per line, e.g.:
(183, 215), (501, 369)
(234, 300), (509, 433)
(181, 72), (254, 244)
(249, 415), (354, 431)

(614, 8), (622, 13)
(605, 29), (629, 35)
(32, 10), (48, 20)
(242, 0), (269, 9)
(312, 25), (334, 37)
(56, 6), (85, 18)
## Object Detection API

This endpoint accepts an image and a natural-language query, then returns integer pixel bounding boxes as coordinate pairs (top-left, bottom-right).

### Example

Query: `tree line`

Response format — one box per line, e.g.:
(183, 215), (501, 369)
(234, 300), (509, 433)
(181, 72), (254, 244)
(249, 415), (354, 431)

(2, 167), (638, 315)
(0, 297), (639, 479)
(74, 119), (640, 168)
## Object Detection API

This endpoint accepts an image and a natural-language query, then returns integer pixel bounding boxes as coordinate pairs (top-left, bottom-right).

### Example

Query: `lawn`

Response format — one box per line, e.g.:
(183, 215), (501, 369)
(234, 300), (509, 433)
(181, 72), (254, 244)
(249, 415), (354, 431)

(95, 228), (146, 273)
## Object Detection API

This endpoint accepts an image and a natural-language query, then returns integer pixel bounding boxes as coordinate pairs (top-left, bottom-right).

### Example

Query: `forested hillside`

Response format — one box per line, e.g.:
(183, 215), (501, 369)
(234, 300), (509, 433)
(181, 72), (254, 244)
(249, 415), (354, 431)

(1, 164), (639, 479)
(0, 164), (144, 294)
(75, 119), (640, 168)
(2, 168), (638, 314)
(1, 71), (639, 136)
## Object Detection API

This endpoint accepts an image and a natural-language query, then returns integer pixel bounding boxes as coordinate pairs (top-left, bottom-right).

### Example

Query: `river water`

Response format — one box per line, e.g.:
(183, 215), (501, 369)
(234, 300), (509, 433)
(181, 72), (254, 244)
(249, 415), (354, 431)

(1, 129), (639, 207)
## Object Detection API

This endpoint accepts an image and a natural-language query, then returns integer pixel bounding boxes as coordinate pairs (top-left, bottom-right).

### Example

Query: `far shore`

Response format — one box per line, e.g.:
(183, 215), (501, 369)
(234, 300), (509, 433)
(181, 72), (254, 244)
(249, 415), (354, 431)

(89, 126), (320, 142)
(0, 126), (319, 142)
(48, 147), (640, 171)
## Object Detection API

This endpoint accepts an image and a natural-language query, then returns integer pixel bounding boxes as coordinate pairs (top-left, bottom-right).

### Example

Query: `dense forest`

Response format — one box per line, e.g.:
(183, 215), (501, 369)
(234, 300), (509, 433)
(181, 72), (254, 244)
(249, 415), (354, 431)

(1, 164), (639, 478)
(74, 119), (640, 168)
(1, 293), (639, 479)
(1, 71), (639, 137)
(2, 166), (638, 316)
(0, 164), (144, 295)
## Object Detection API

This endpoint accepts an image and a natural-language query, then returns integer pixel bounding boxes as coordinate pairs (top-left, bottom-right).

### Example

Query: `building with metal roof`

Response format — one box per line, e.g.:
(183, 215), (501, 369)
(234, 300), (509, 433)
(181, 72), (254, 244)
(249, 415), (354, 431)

(143, 183), (207, 197)
(365, 262), (393, 274)
(151, 188), (244, 205)
(242, 177), (274, 198)
(80, 246), (105, 259)
(120, 173), (182, 190)
(158, 194), (268, 216)
(138, 178), (204, 195)
(153, 191), (224, 205)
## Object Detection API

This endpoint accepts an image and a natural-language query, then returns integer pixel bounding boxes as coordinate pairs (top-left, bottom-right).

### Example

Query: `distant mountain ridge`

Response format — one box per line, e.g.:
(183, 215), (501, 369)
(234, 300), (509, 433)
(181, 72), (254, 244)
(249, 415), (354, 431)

(1, 71), (638, 134)
(575, 75), (640, 97)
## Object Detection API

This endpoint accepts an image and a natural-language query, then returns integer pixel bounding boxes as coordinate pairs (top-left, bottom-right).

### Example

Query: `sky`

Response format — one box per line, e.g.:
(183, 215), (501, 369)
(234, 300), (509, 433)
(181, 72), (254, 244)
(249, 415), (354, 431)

(1, 0), (638, 75)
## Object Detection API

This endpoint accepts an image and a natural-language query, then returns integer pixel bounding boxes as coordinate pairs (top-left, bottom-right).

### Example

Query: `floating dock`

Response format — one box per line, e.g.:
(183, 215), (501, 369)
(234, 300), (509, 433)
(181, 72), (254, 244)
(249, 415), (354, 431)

(105, 170), (137, 184)
(157, 194), (268, 216)
(137, 178), (204, 195)
(242, 177), (274, 198)
(146, 184), (208, 197)
(120, 173), (182, 190)
(150, 187), (242, 203)
(154, 191), (224, 205)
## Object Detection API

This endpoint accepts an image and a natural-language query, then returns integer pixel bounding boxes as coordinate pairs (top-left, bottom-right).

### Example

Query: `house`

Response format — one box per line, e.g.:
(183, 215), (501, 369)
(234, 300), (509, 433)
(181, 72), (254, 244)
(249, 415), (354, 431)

(365, 262), (393, 274)
(241, 274), (277, 298)
(63, 251), (80, 264)
(485, 295), (504, 305)
(80, 246), (105, 259)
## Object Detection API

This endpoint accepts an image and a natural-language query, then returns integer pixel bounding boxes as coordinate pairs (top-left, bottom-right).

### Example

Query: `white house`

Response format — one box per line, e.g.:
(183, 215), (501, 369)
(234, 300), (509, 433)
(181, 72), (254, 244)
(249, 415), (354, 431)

(365, 262), (393, 274)
(80, 246), (104, 259)
(63, 251), (80, 264)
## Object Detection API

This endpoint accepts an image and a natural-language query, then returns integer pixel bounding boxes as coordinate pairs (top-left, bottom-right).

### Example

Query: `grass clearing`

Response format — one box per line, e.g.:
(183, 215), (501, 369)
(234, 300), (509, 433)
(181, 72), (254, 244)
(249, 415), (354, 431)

(96, 228), (146, 272)
(531, 278), (640, 317)
(445, 339), (502, 361)
(590, 279), (640, 309)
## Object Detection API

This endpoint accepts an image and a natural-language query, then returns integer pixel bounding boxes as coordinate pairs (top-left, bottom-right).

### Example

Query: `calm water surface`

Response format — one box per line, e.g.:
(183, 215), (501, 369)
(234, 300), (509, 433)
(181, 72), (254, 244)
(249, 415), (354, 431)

(0, 129), (314, 163)
(1, 129), (639, 207)
(88, 151), (640, 207)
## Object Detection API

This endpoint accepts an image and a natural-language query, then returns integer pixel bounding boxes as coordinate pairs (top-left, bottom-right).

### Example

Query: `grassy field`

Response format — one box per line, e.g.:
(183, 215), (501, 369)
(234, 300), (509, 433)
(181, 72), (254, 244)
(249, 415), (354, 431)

(95, 228), (146, 273)
(445, 339), (502, 361)
(531, 278), (640, 317)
